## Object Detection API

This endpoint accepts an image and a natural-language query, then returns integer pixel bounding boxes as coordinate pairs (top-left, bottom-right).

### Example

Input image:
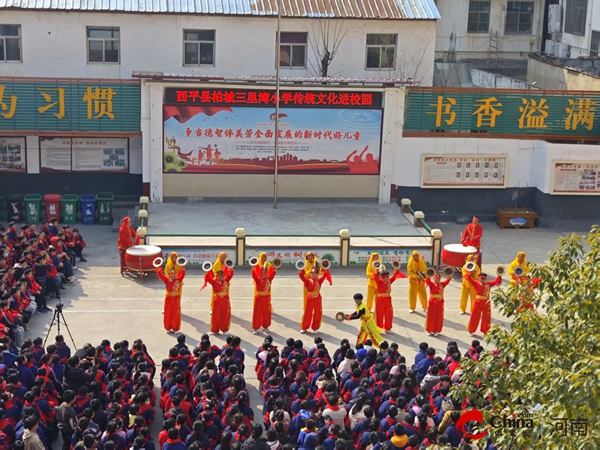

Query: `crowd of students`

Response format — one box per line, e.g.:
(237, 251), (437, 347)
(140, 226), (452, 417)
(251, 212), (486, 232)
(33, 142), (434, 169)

(0, 220), (87, 348)
(155, 333), (498, 450)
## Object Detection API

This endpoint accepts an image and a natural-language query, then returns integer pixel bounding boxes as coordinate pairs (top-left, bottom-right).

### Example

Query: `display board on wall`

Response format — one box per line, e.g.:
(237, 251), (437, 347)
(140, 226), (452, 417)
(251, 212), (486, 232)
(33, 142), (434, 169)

(159, 248), (234, 265)
(245, 248), (340, 266)
(162, 87), (384, 175)
(0, 137), (26, 173)
(349, 248), (433, 265)
(421, 154), (507, 188)
(551, 161), (600, 195)
(40, 137), (128, 173)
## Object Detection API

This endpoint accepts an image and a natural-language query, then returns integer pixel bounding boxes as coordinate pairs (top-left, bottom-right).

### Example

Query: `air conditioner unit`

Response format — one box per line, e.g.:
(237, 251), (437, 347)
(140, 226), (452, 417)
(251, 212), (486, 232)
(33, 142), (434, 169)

(548, 4), (562, 35)
(554, 43), (568, 58)
(545, 39), (554, 55)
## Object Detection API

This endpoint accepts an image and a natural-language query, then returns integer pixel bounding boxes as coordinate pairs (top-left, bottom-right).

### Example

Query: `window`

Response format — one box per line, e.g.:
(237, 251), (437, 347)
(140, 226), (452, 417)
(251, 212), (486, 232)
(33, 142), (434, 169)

(505, 2), (534, 34)
(0, 25), (21, 62)
(591, 31), (600, 57)
(183, 30), (215, 66)
(365, 34), (397, 69)
(87, 27), (120, 63)
(565, 0), (588, 36)
(467, 1), (491, 33)
(278, 32), (307, 68)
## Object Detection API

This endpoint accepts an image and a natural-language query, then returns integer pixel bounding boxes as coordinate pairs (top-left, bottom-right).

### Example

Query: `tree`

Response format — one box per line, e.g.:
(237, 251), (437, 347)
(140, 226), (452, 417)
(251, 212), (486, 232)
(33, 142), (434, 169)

(307, 19), (348, 77)
(451, 227), (600, 449)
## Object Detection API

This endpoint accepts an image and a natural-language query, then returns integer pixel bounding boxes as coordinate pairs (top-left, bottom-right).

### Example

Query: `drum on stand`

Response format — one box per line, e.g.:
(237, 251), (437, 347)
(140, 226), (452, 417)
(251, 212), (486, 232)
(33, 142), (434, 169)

(124, 245), (163, 281)
(442, 244), (478, 268)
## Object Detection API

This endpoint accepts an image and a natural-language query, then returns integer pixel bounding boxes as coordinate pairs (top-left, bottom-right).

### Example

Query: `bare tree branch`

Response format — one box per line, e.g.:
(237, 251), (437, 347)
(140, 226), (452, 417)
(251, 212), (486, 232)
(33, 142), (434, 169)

(307, 18), (349, 78)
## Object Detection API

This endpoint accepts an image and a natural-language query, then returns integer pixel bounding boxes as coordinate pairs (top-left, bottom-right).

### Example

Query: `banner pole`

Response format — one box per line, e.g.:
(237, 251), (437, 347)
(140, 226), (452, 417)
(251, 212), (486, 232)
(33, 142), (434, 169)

(273, 0), (282, 210)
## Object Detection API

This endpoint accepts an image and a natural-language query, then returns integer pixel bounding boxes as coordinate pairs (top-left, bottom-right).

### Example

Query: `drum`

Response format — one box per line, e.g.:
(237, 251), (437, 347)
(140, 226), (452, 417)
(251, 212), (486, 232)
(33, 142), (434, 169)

(442, 244), (477, 267)
(125, 245), (163, 273)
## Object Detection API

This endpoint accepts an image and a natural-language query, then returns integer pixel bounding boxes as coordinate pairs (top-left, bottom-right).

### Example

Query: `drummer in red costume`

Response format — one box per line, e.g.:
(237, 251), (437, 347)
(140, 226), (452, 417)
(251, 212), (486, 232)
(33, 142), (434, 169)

(370, 266), (402, 334)
(424, 273), (451, 336)
(298, 265), (331, 334)
(118, 217), (138, 274)
(462, 216), (483, 264)
(204, 268), (234, 335)
(465, 272), (502, 336)
(155, 265), (186, 335)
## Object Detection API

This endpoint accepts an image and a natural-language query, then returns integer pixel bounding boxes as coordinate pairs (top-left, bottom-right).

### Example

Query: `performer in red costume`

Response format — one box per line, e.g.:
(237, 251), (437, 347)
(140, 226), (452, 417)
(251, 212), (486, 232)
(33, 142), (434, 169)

(465, 272), (502, 336)
(516, 276), (541, 312)
(117, 217), (138, 275)
(424, 273), (452, 336)
(462, 216), (483, 265)
(155, 266), (186, 335)
(251, 262), (276, 334)
(298, 267), (330, 334)
(204, 269), (234, 335)
(370, 267), (402, 333)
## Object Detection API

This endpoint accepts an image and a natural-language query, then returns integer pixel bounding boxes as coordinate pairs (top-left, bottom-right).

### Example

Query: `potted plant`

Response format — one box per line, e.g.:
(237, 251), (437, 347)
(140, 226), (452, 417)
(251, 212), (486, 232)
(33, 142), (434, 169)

(496, 186), (537, 229)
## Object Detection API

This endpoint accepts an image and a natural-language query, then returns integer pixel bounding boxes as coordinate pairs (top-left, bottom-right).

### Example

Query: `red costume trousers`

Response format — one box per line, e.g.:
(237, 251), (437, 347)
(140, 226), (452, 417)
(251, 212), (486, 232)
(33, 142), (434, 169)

(375, 295), (393, 331)
(467, 299), (491, 334)
(211, 295), (231, 333)
(301, 295), (322, 331)
(163, 295), (181, 331)
(252, 295), (272, 330)
(425, 298), (444, 333)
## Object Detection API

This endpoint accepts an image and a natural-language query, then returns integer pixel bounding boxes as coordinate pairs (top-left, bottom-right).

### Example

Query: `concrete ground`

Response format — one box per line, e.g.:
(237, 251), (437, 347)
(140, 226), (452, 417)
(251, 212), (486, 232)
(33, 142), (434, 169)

(10, 209), (577, 443)
(147, 202), (423, 236)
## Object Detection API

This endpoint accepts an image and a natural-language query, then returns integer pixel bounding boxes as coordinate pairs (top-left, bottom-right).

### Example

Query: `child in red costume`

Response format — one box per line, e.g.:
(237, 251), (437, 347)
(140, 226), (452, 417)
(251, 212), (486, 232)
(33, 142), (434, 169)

(298, 268), (330, 333)
(465, 272), (502, 336)
(251, 263), (276, 334)
(371, 268), (402, 333)
(155, 266), (186, 334)
(204, 269), (234, 335)
(424, 274), (452, 336)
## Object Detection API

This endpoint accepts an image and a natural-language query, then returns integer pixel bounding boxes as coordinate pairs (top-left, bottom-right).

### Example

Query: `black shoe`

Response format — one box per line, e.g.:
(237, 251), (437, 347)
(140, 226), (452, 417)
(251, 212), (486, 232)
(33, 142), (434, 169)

(79, 257), (87, 262)
(60, 286), (66, 290)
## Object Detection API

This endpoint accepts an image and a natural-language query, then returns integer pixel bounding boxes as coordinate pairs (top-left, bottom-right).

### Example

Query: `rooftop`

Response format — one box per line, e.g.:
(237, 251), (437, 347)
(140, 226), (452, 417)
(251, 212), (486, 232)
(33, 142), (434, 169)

(0, 0), (440, 19)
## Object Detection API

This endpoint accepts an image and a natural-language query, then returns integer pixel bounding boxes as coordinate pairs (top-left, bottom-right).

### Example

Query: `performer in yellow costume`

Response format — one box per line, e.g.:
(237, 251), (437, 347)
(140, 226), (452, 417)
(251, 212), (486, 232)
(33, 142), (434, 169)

(345, 293), (383, 347)
(254, 252), (274, 313)
(407, 251), (428, 313)
(459, 254), (480, 315)
(164, 251), (184, 296)
(508, 251), (529, 285)
(365, 252), (380, 311)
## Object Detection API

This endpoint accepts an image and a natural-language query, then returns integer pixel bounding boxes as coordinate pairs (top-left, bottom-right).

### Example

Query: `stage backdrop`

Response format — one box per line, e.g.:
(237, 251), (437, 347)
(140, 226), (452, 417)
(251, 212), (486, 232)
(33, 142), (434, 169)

(162, 106), (383, 175)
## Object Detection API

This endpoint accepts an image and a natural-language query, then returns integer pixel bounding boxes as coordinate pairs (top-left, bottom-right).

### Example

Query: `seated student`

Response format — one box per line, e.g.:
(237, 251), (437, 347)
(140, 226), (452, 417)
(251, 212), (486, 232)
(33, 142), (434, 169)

(22, 415), (45, 450)
(43, 251), (66, 291)
(69, 230), (87, 263)
(48, 246), (74, 283)
(48, 220), (59, 238)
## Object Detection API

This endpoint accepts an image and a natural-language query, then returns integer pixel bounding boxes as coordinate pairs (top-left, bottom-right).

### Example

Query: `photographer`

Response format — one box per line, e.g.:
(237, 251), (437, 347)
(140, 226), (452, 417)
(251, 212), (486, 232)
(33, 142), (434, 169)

(63, 357), (97, 392)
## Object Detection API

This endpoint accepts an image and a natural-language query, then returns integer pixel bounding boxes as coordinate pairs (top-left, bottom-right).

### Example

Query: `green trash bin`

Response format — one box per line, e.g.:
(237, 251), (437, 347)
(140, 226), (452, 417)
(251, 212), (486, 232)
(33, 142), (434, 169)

(61, 194), (79, 224)
(24, 194), (42, 223)
(96, 192), (114, 225)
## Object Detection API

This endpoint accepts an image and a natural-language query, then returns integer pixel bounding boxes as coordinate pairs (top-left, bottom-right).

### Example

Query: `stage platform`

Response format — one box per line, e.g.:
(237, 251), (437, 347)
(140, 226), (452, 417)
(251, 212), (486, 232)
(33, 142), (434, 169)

(145, 202), (436, 267)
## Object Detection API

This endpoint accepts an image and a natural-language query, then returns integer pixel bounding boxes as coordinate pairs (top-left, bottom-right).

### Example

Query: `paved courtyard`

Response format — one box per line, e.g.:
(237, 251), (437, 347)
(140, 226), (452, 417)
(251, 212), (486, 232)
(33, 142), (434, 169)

(18, 212), (573, 442)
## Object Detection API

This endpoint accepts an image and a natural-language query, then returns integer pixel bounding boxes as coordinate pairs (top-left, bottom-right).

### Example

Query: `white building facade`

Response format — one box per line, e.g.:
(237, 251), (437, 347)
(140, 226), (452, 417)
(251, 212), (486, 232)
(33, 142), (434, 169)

(545, 0), (600, 58)
(435, 0), (544, 61)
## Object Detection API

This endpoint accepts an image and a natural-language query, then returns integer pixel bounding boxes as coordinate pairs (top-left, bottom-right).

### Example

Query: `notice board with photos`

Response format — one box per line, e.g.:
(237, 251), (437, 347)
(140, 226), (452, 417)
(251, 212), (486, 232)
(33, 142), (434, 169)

(421, 154), (508, 188)
(0, 137), (26, 172)
(39, 137), (128, 173)
(551, 160), (600, 195)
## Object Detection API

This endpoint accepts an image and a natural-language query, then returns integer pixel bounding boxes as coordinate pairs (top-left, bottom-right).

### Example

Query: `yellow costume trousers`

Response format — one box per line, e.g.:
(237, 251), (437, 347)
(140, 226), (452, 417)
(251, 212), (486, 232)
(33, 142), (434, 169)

(303, 286), (308, 310)
(408, 283), (428, 310)
(459, 284), (476, 313)
(366, 286), (377, 311)
(357, 318), (384, 347)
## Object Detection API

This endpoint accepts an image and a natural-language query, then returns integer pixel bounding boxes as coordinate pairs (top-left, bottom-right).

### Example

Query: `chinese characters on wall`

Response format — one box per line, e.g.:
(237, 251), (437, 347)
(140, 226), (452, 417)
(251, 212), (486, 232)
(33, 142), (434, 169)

(552, 161), (600, 195)
(404, 89), (600, 138)
(0, 81), (140, 132)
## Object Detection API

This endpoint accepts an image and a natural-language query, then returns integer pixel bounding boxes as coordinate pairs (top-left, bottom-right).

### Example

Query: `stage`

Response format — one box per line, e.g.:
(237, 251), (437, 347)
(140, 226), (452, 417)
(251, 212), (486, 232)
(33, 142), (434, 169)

(145, 202), (435, 267)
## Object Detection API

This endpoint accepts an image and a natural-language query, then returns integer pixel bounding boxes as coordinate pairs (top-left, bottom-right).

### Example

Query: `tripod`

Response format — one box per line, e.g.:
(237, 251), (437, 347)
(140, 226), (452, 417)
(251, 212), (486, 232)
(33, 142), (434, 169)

(43, 303), (77, 349)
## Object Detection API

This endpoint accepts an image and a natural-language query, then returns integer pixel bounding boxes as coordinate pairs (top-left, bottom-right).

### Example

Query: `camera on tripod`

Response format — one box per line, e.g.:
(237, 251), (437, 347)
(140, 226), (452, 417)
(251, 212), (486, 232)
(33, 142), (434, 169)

(55, 303), (64, 313)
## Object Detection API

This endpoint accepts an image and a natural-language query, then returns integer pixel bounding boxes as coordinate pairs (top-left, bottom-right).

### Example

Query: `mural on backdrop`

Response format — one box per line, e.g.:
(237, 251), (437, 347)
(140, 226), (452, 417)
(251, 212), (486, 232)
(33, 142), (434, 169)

(161, 249), (234, 266)
(162, 106), (383, 175)
(349, 248), (433, 266)
(245, 249), (340, 266)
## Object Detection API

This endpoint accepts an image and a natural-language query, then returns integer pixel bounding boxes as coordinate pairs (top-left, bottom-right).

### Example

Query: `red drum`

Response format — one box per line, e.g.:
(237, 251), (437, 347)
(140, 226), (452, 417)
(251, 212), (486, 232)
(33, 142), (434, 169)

(124, 245), (163, 273)
(442, 244), (477, 267)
